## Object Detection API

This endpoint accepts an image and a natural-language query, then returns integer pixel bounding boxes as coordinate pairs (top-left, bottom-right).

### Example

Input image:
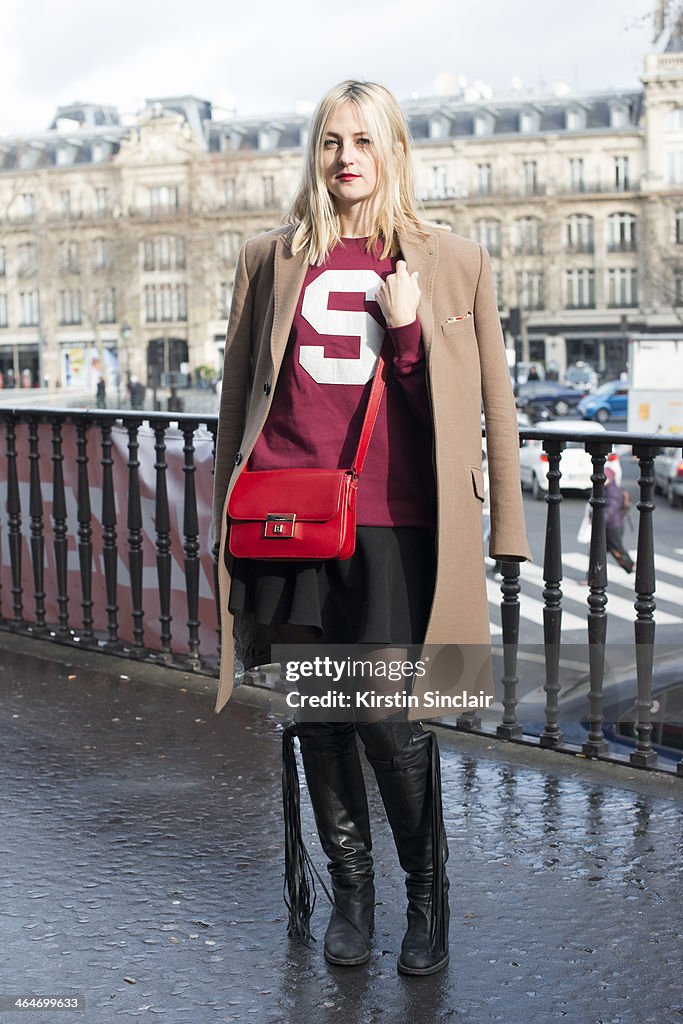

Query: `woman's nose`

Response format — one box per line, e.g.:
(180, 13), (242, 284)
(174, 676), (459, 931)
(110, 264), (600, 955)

(338, 142), (355, 165)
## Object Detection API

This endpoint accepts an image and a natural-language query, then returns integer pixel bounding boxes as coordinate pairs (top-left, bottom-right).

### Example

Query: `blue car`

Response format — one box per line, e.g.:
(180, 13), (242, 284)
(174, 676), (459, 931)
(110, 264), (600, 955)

(577, 380), (629, 422)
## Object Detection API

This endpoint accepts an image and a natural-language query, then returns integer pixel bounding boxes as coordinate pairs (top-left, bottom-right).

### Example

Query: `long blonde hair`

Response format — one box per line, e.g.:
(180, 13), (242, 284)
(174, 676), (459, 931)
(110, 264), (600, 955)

(284, 80), (426, 265)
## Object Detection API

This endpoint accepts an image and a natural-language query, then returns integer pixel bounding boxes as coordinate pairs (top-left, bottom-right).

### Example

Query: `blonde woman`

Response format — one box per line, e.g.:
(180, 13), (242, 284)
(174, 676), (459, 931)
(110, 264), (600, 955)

(212, 80), (531, 975)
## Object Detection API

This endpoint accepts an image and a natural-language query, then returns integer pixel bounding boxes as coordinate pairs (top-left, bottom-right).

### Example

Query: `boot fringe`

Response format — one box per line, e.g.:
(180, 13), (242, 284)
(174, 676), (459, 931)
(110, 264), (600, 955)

(282, 723), (317, 945)
(427, 731), (448, 954)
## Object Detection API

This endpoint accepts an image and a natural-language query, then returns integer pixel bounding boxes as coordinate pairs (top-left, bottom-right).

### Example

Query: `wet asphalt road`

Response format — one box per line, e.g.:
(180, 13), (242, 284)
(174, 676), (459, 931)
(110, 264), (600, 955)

(1, 638), (682, 1024)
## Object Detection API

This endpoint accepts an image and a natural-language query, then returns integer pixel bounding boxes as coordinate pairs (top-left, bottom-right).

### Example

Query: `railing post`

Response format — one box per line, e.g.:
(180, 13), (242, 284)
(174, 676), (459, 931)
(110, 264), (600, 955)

(75, 417), (95, 640)
(153, 421), (173, 659)
(5, 415), (23, 626)
(27, 416), (46, 630)
(540, 438), (565, 749)
(208, 421), (221, 667)
(99, 419), (120, 647)
(583, 442), (610, 757)
(630, 444), (659, 769)
(51, 418), (70, 635)
(181, 419), (201, 669)
(126, 418), (145, 651)
(496, 562), (522, 739)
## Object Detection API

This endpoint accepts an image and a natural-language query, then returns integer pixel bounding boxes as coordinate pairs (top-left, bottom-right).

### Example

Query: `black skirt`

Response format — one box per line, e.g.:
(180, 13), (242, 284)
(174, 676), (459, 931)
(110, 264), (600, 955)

(228, 526), (436, 647)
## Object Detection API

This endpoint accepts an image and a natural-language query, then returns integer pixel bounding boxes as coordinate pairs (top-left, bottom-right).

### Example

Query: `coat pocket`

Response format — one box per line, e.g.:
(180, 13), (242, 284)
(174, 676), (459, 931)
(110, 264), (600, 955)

(441, 313), (474, 338)
(470, 466), (486, 501)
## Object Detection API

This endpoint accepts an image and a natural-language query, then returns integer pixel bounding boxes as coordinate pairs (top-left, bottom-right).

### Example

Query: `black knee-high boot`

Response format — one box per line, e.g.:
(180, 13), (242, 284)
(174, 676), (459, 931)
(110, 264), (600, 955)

(357, 716), (450, 976)
(283, 722), (375, 965)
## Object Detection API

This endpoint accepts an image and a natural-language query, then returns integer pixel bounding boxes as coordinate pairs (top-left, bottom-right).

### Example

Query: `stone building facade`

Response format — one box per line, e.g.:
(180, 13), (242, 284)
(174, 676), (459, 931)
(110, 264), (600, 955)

(0, 34), (682, 393)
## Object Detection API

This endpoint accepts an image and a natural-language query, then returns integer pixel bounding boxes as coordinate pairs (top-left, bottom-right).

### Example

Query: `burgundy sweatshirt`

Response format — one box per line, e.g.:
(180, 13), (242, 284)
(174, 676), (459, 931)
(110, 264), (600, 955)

(249, 236), (436, 527)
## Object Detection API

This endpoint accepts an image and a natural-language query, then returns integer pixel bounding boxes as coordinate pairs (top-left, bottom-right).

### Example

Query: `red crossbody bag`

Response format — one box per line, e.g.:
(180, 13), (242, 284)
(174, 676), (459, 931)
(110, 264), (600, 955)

(227, 339), (391, 561)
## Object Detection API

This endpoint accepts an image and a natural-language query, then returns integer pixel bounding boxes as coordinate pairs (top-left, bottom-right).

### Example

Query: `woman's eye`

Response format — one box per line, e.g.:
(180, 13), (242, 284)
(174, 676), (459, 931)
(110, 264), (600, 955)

(358, 138), (371, 146)
(323, 139), (338, 148)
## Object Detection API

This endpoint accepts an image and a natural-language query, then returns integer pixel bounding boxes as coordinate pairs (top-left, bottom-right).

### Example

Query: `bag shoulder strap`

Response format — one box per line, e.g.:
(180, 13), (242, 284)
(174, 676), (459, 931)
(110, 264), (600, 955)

(351, 336), (392, 478)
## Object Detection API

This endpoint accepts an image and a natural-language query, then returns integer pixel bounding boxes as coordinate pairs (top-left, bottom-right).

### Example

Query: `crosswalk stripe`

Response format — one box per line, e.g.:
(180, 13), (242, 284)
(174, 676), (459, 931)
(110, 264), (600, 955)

(486, 577), (586, 630)
(521, 560), (683, 625)
(563, 552), (683, 605)
(651, 552), (683, 580)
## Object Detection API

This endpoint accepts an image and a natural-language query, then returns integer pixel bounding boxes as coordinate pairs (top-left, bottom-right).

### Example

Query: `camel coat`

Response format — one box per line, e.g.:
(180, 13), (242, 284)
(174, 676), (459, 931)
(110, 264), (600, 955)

(211, 220), (532, 715)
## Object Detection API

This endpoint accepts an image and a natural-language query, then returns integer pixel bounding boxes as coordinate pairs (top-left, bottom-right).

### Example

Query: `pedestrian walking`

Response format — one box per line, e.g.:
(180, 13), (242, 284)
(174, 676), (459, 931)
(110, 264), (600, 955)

(577, 465), (634, 581)
(95, 377), (106, 409)
(212, 79), (531, 976)
(604, 466), (635, 573)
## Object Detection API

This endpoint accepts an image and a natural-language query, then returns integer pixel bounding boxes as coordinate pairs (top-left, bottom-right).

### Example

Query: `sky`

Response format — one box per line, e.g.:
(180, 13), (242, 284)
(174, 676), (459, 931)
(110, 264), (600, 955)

(0, 0), (662, 135)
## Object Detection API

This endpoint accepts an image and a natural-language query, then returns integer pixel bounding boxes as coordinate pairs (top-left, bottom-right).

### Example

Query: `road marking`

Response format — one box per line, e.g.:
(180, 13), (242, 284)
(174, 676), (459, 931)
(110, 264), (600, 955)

(486, 578), (586, 630)
(563, 552), (683, 604)
(520, 559), (683, 624)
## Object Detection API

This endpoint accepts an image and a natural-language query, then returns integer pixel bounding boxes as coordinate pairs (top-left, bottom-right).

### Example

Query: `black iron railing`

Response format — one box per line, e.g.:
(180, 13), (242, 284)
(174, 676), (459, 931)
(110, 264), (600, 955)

(0, 407), (218, 672)
(0, 408), (681, 776)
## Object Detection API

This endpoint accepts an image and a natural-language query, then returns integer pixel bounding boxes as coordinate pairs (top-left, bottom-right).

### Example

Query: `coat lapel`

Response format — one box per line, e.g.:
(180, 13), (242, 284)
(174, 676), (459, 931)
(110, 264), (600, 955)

(271, 231), (309, 373)
(396, 223), (438, 359)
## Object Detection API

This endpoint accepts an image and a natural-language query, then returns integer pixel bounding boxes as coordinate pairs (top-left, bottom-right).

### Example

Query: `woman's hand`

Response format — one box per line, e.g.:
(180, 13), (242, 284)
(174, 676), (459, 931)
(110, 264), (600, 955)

(375, 260), (420, 328)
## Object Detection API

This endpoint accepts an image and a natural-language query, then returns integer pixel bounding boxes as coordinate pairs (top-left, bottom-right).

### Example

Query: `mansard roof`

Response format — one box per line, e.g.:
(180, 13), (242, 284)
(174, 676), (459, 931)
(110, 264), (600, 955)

(0, 85), (646, 172)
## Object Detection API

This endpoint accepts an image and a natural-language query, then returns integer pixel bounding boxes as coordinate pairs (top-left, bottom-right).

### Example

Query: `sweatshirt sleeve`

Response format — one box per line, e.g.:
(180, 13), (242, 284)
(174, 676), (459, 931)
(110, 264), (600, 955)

(386, 318), (431, 428)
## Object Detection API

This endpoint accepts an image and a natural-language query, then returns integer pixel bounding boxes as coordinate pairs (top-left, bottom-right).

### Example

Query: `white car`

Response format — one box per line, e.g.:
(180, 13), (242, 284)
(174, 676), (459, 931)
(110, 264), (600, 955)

(654, 447), (683, 508)
(520, 419), (622, 499)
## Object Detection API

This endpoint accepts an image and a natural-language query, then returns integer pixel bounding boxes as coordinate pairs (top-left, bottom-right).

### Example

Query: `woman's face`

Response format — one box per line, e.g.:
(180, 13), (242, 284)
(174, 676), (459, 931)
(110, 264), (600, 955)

(322, 100), (379, 214)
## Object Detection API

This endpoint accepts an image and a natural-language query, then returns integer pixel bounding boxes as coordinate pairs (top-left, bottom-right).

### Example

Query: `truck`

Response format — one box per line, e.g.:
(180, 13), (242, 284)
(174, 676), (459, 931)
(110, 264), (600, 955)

(627, 334), (683, 436)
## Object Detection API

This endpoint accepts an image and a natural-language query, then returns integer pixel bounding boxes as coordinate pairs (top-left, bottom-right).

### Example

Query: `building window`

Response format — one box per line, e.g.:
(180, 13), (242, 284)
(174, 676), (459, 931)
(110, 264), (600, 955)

(219, 232), (241, 263)
(519, 109), (539, 134)
(95, 187), (109, 214)
(218, 281), (231, 318)
(97, 288), (116, 324)
(58, 290), (82, 325)
(19, 290), (40, 326)
(516, 271), (544, 310)
(263, 175), (275, 207)
(225, 178), (236, 205)
(60, 190), (72, 216)
(566, 107), (587, 132)
(431, 165), (449, 198)
(92, 238), (109, 270)
(149, 186), (179, 214)
(675, 272), (683, 306)
(512, 217), (543, 255)
(610, 105), (629, 129)
(144, 284), (187, 322)
(522, 160), (539, 195)
(565, 269), (595, 308)
(569, 157), (585, 192)
(474, 219), (501, 256)
(142, 235), (186, 271)
(19, 193), (35, 219)
(492, 270), (504, 310)
(607, 212), (637, 253)
(58, 240), (80, 273)
(668, 150), (683, 185)
(675, 210), (683, 245)
(614, 155), (630, 191)
(565, 214), (594, 253)
(607, 268), (638, 307)
(17, 243), (38, 277)
(668, 108), (683, 131)
(476, 163), (492, 196)
(0, 293), (8, 328)
(0, 247), (5, 276)
(474, 112), (493, 136)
